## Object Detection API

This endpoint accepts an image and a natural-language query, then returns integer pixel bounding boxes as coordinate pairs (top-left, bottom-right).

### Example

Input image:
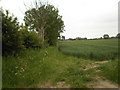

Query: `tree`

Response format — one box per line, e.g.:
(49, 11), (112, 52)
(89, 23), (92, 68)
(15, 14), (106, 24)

(2, 10), (24, 55)
(100, 37), (102, 39)
(116, 33), (120, 38)
(62, 36), (65, 40)
(24, 2), (64, 46)
(103, 34), (109, 39)
(24, 6), (47, 44)
(76, 37), (81, 40)
(45, 5), (64, 45)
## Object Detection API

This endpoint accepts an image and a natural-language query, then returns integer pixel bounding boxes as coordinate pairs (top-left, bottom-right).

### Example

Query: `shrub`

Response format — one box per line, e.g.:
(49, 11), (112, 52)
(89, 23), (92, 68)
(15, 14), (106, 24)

(19, 27), (42, 49)
(2, 10), (24, 56)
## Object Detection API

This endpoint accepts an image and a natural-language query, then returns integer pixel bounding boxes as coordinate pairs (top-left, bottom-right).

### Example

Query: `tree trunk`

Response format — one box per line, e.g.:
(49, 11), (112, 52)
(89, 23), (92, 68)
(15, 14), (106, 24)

(38, 26), (44, 44)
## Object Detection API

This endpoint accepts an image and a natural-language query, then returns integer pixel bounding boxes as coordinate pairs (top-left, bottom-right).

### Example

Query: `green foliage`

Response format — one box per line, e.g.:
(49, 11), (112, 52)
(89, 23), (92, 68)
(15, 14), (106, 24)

(44, 5), (64, 45)
(19, 27), (42, 48)
(58, 39), (118, 60)
(116, 33), (120, 38)
(2, 10), (24, 56)
(24, 3), (64, 46)
(103, 34), (109, 39)
(2, 9), (45, 56)
(61, 36), (65, 40)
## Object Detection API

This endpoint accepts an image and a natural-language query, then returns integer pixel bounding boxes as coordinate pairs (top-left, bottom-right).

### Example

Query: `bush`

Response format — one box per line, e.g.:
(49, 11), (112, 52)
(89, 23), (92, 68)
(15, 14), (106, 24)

(2, 10), (24, 56)
(19, 27), (42, 48)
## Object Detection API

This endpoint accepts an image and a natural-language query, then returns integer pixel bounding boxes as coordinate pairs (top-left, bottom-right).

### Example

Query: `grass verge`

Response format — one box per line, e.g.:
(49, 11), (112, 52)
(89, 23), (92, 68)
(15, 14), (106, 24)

(3, 47), (95, 88)
(97, 59), (119, 85)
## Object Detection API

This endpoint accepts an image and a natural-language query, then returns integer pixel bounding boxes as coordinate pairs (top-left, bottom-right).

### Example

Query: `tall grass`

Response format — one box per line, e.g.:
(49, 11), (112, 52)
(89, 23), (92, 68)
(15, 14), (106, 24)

(3, 49), (49, 88)
(97, 59), (119, 85)
(3, 47), (94, 88)
(58, 39), (118, 60)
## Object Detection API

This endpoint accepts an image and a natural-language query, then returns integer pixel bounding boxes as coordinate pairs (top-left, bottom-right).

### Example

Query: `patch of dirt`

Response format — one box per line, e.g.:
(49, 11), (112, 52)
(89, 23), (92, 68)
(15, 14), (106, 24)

(94, 60), (110, 64)
(55, 81), (70, 88)
(37, 81), (52, 88)
(95, 69), (101, 72)
(37, 81), (70, 88)
(81, 64), (99, 71)
(81, 60), (110, 71)
(88, 76), (118, 88)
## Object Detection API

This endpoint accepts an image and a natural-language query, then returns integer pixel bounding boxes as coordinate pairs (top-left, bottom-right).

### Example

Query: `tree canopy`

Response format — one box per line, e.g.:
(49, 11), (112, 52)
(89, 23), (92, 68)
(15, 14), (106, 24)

(103, 34), (109, 39)
(24, 3), (64, 46)
(116, 33), (120, 38)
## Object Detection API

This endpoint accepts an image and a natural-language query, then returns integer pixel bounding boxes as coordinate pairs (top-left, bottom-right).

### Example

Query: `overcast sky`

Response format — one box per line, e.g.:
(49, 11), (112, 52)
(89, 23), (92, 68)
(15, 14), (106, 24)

(0, 0), (119, 39)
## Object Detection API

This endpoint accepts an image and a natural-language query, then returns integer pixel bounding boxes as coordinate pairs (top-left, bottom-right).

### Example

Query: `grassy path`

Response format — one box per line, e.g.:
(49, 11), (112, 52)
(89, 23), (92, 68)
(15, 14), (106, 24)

(84, 61), (118, 88)
(35, 60), (118, 88)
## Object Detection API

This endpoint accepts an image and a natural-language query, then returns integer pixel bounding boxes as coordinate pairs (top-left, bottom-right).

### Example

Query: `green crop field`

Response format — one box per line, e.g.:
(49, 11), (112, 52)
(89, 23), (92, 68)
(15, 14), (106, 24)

(58, 39), (118, 60)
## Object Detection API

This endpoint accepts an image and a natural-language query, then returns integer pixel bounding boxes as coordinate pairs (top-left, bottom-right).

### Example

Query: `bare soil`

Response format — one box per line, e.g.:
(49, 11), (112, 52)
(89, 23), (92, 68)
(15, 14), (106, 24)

(37, 81), (70, 88)
(88, 76), (118, 88)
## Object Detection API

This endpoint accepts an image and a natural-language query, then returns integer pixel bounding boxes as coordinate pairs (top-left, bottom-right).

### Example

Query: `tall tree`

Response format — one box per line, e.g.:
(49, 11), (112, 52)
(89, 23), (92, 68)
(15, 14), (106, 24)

(45, 5), (64, 45)
(24, 5), (47, 44)
(24, 2), (64, 46)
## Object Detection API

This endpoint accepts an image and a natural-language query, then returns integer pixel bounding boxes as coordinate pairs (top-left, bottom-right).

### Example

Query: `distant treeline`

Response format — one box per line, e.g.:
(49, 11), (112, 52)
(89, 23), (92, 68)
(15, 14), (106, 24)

(60, 33), (120, 41)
